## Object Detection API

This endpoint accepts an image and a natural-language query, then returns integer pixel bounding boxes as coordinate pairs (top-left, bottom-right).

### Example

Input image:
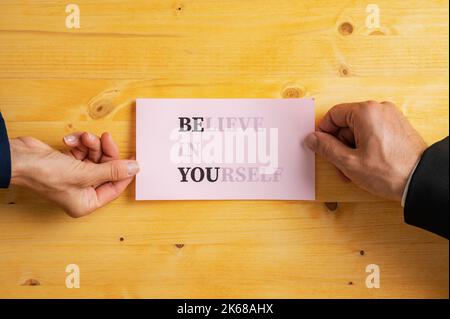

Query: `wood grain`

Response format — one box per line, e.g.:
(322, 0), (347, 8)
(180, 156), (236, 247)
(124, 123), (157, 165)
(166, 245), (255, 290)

(0, 0), (448, 298)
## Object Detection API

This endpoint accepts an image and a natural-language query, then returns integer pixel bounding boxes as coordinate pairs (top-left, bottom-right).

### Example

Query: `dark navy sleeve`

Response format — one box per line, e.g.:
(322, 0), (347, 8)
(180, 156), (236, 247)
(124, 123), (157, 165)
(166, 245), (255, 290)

(0, 112), (11, 188)
(404, 137), (449, 239)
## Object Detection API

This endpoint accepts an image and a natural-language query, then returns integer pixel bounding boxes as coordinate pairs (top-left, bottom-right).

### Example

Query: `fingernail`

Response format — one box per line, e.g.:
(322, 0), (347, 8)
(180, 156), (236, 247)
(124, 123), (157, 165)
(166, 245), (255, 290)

(64, 135), (77, 144)
(87, 133), (97, 141)
(305, 133), (318, 150)
(127, 161), (140, 176)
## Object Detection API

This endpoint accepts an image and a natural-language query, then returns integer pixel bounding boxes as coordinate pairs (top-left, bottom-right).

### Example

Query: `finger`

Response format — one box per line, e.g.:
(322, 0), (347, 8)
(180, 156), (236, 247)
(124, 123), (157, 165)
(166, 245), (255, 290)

(318, 102), (362, 134)
(81, 132), (102, 163)
(63, 132), (89, 160)
(80, 160), (140, 186)
(71, 148), (88, 160)
(305, 131), (357, 170)
(95, 177), (134, 208)
(63, 132), (84, 148)
(100, 132), (120, 162)
(337, 128), (355, 147)
(335, 166), (352, 183)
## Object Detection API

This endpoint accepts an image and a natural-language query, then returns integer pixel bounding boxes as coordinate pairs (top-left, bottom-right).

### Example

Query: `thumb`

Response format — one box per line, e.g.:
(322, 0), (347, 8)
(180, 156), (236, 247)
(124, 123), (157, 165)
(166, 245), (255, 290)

(83, 160), (140, 186)
(305, 132), (356, 169)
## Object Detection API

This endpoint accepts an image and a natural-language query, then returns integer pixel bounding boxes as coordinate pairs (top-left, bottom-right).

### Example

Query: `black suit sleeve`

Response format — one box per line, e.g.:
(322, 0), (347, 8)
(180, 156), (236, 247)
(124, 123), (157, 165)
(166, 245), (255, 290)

(0, 112), (12, 188)
(404, 137), (449, 239)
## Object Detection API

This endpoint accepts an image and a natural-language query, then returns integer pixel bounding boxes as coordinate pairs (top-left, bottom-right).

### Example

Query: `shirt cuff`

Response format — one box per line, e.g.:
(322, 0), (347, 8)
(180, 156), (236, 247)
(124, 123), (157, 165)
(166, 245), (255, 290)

(0, 113), (11, 188)
(401, 160), (420, 207)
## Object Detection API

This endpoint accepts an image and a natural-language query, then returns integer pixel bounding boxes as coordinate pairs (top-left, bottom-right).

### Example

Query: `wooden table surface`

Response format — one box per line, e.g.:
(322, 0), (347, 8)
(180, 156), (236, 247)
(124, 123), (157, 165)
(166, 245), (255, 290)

(0, 0), (448, 299)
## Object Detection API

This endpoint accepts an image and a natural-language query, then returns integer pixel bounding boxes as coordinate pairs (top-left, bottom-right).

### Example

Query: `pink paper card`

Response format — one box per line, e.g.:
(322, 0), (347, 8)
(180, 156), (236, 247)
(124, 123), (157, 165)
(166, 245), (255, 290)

(136, 98), (315, 200)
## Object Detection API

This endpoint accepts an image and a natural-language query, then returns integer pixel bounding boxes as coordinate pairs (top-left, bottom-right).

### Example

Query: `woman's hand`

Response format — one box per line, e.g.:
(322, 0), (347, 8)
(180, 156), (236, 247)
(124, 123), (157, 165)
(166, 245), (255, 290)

(10, 132), (139, 217)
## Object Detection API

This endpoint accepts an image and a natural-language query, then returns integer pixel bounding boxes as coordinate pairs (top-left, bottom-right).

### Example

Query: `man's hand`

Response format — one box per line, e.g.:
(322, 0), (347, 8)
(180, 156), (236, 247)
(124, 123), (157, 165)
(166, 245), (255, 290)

(10, 132), (139, 217)
(305, 101), (427, 201)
